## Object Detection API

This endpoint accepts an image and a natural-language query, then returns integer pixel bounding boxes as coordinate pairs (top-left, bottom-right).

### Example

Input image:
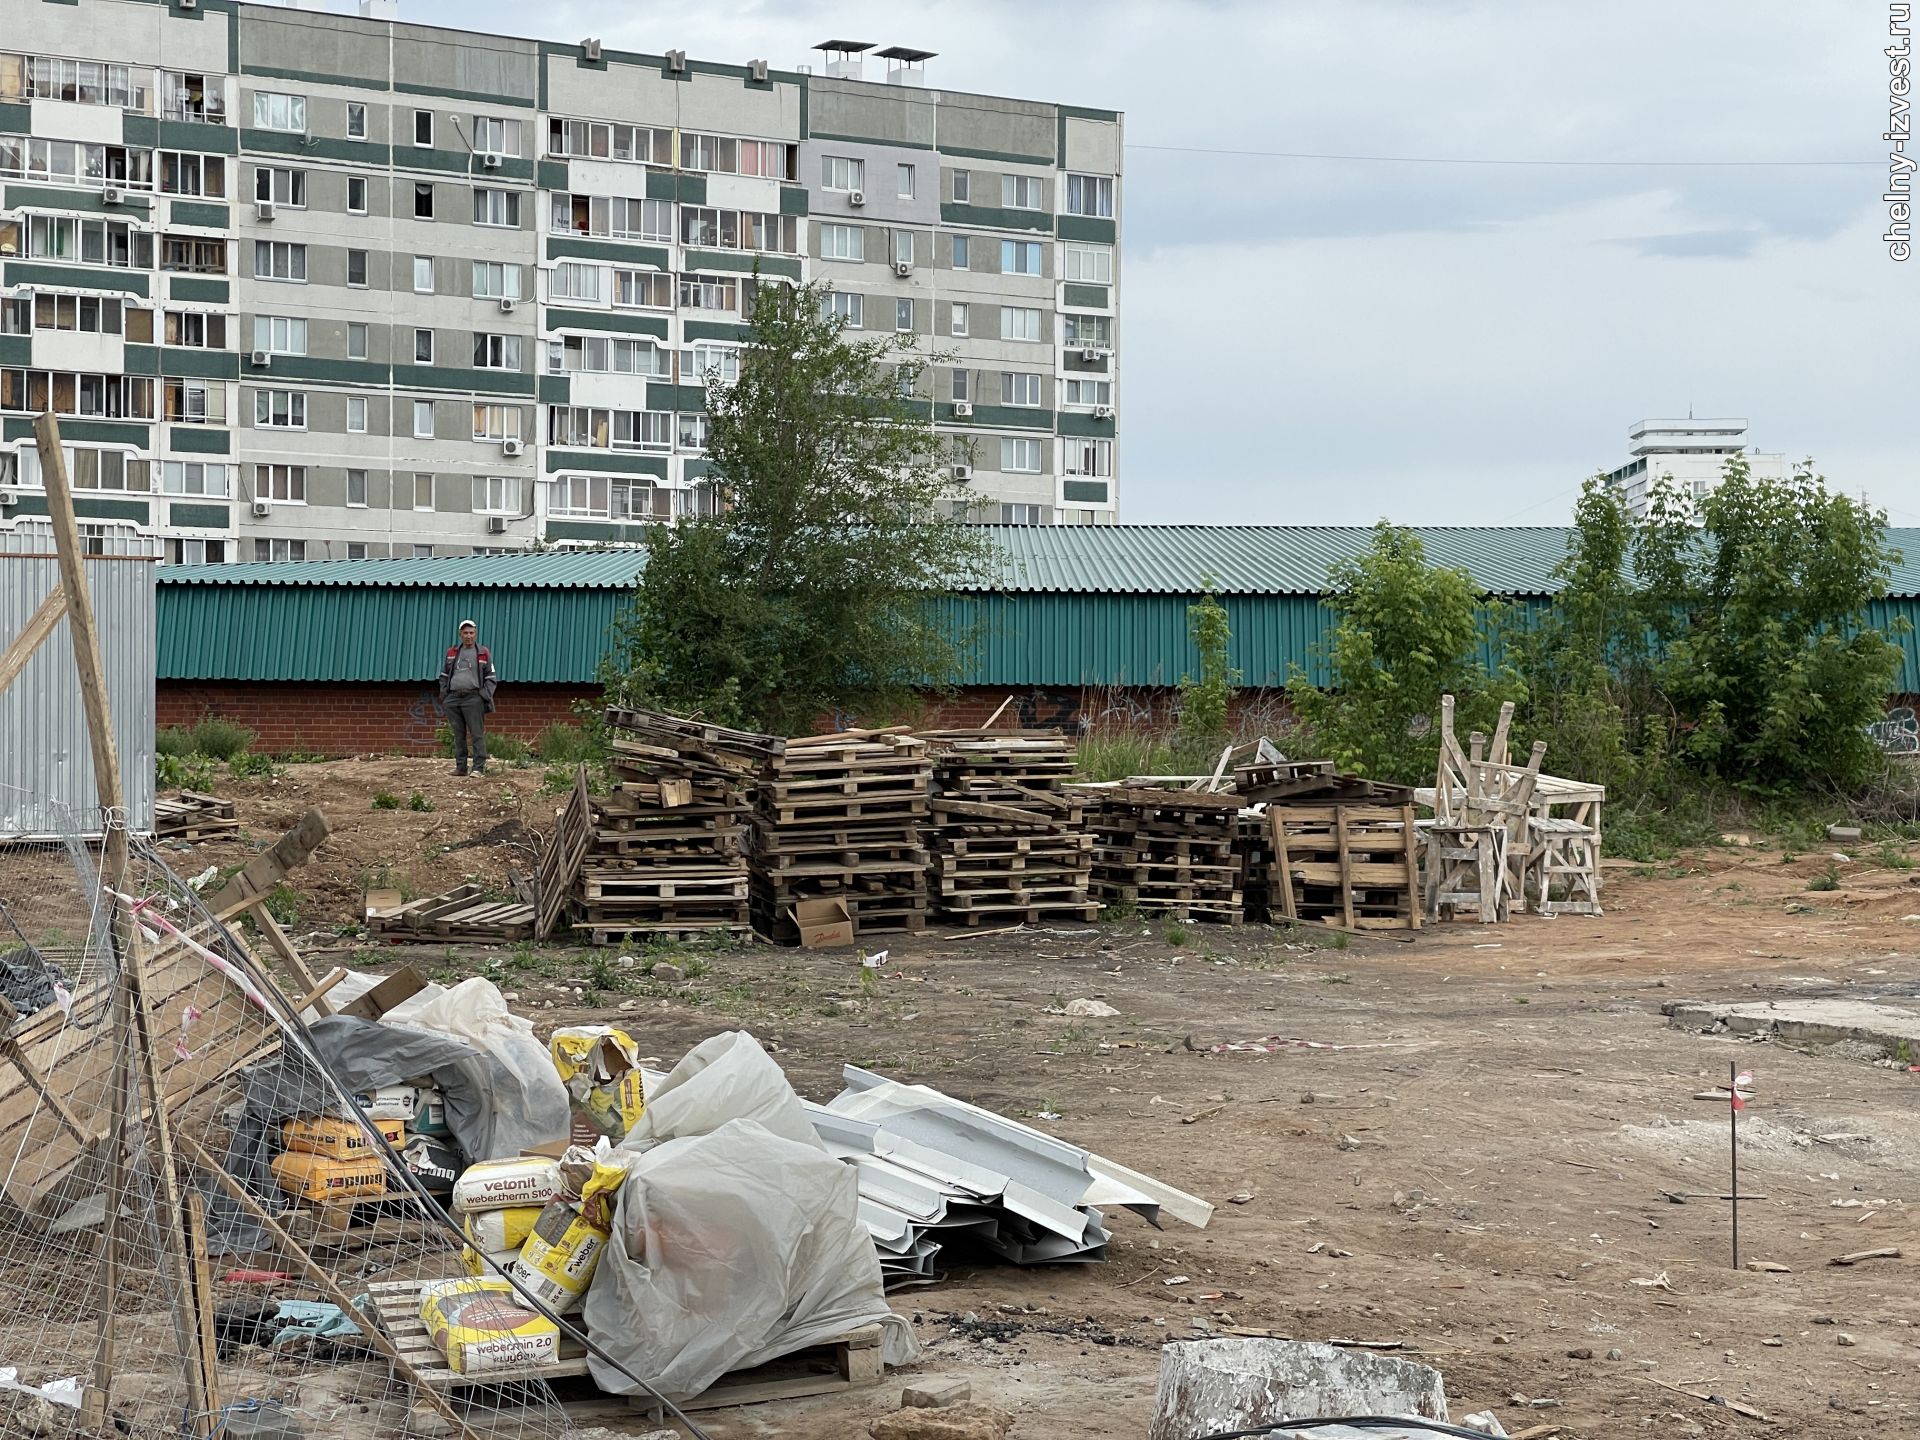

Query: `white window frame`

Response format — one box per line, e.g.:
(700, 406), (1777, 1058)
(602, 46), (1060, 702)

(895, 297), (914, 332)
(252, 239), (306, 283)
(1064, 437), (1112, 477)
(253, 314), (305, 355)
(413, 328), (434, 365)
(346, 397), (367, 433)
(472, 403), (522, 441)
(896, 163), (915, 198)
(472, 187), (519, 228)
(1000, 438), (1042, 474)
(256, 462), (306, 503)
(1063, 378), (1112, 408)
(1000, 306), (1041, 342)
(347, 322), (368, 360)
(1001, 371), (1042, 407)
(474, 475), (517, 514)
(413, 109), (433, 147)
(820, 223), (864, 262)
(251, 91), (306, 134)
(413, 256), (434, 294)
(412, 402), (434, 439)
(1062, 241), (1114, 284)
(345, 102), (367, 139)
(1066, 172), (1115, 218)
(413, 472), (434, 510)
(1002, 174), (1043, 210)
(950, 302), (969, 337)
(951, 234), (970, 270)
(346, 469), (369, 507)
(1001, 240), (1042, 276)
(473, 333), (522, 370)
(548, 261), (600, 302)
(253, 388), (306, 430)
(821, 154), (864, 193)
(821, 291), (863, 326)
(952, 169), (970, 203)
(472, 260), (524, 301)
(254, 166), (305, 208)
(347, 175), (368, 215)
(346, 542), (369, 559)
(472, 116), (522, 158)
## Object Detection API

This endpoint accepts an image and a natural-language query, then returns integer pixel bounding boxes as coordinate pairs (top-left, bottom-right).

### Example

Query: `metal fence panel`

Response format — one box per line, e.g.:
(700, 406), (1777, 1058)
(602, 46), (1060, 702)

(0, 519), (158, 837)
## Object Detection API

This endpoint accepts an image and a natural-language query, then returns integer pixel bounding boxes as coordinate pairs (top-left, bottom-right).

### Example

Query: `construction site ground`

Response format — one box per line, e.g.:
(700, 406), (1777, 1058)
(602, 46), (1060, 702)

(176, 759), (1920, 1437)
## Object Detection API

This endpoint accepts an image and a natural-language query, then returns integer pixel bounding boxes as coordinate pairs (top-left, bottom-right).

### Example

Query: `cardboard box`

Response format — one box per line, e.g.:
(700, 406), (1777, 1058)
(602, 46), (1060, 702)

(281, 1114), (405, 1161)
(793, 896), (855, 949)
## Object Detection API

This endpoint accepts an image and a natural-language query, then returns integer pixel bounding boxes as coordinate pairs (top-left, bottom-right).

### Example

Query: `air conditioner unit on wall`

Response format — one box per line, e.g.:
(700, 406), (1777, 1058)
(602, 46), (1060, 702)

(848, 190), (865, 207)
(104, 186), (124, 205)
(255, 199), (274, 222)
(952, 400), (973, 418)
(487, 515), (508, 534)
(0, 487), (18, 508)
(251, 350), (271, 368)
(1093, 404), (1113, 420)
(499, 297), (516, 313)
(950, 464), (971, 483)
(1079, 345), (1102, 363)
(482, 153), (501, 169)
(892, 260), (912, 278)
(501, 438), (524, 457)
(251, 498), (271, 517)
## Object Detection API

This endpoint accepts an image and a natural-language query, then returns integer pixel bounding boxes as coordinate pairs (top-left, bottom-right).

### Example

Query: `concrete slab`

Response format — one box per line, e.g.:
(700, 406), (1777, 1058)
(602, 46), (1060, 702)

(1664, 998), (1920, 1056)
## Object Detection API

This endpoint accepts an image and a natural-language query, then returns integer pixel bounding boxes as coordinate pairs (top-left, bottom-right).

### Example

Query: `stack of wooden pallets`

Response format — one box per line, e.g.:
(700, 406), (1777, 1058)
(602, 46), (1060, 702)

(1235, 761), (1422, 932)
(569, 708), (782, 943)
(918, 730), (1098, 927)
(1237, 811), (1278, 923)
(1082, 785), (1243, 921)
(153, 791), (240, 840)
(751, 729), (932, 942)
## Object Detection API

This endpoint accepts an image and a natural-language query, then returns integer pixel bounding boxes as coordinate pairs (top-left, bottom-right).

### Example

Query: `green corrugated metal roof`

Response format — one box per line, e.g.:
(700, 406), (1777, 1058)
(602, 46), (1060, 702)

(157, 549), (648, 589)
(156, 527), (1920, 598)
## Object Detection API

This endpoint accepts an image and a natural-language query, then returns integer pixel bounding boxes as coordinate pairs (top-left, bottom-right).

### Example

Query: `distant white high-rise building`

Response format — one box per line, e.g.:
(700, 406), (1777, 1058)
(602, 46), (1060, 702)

(1601, 418), (1789, 518)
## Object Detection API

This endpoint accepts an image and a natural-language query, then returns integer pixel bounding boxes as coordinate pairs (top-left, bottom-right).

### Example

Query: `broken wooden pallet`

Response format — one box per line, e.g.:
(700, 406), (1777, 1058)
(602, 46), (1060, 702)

(153, 790), (240, 840)
(368, 884), (535, 943)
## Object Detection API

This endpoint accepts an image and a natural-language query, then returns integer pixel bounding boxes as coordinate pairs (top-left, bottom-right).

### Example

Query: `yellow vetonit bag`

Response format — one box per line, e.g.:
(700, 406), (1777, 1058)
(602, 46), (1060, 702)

(549, 1026), (647, 1142)
(460, 1205), (546, 1254)
(459, 1244), (521, 1278)
(418, 1279), (559, 1375)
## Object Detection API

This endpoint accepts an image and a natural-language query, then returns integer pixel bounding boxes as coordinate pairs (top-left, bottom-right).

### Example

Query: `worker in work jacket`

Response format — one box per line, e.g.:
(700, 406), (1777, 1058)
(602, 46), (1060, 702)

(437, 619), (498, 776)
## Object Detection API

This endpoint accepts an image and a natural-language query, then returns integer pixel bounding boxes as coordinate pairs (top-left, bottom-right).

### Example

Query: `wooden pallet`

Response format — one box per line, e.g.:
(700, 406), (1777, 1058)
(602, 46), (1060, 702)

(535, 766), (593, 940)
(369, 884), (535, 942)
(154, 790), (241, 839)
(1270, 801), (1421, 931)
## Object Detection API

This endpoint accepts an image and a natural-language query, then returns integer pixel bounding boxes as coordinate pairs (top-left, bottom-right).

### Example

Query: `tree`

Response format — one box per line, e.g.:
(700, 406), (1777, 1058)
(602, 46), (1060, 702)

(602, 276), (994, 735)
(1176, 589), (1238, 765)
(1288, 523), (1522, 783)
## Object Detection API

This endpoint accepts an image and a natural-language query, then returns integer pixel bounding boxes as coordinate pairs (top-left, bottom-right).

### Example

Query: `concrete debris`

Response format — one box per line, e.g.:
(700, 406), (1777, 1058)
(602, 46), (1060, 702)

(1059, 998), (1119, 1017)
(901, 1379), (972, 1409)
(870, 1403), (1015, 1440)
(1148, 1338), (1449, 1440)
(1665, 997), (1920, 1059)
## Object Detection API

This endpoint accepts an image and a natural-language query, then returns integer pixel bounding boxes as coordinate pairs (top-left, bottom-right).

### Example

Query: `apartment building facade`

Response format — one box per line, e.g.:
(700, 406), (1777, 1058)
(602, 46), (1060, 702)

(0, 0), (1123, 562)
(1601, 417), (1789, 520)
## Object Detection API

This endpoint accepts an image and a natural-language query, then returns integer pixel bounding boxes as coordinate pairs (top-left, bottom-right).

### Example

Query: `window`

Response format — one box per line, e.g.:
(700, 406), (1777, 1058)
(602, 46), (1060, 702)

(24, 216), (153, 269)
(251, 92), (306, 133)
(473, 261), (525, 300)
(3, 138), (153, 187)
(549, 193), (671, 241)
(545, 334), (668, 377)
(737, 139), (798, 179)
(472, 188), (519, 227)
(676, 413), (710, 452)
(549, 261), (599, 302)
(346, 102), (367, 139)
(950, 302), (969, 337)
(897, 163), (915, 198)
(680, 345), (740, 384)
(159, 153), (225, 197)
(347, 176), (367, 214)
(412, 473), (434, 509)
(346, 322), (368, 359)
(254, 166), (305, 207)
(820, 291), (862, 326)
(820, 223), (863, 262)
(678, 132), (739, 172)
(414, 183), (434, 219)
(546, 407), (669, 451)
(821, 155), (864, 192)
(1066, 173), (1114, 217)
(348, 249), (368, 287)
(1001, 372), (1042, 407)
(1064, 314), (1112, 347)
(548, 473), (666, 520)
(951, 234), (970, 269)
(1001, 307), (1041, 342)
(950, 368), (969, 402)
(894, 230), (914, 266)
(1064, 438), (1112, 476)
(472, 403), (522, 441)
(614, 269), (672, 309)
(411, 545), (435, 559)
(1002, 175), (1043, 210)
(253, 315), (306, 355)
(253, 388), (306, 429)
(126, 307), (153, 343)
(254, 538), (308, 562)
(413, 329), (434, 364)
(547, 118), (677, 166)
(256, 463), (306, 502)
(347, 397), (367, 433)
(1063, 378), (1112, 407)
(160, 460), (229, 497)
(32, 295), (124, 335)
(677, 273), (739, 312)
(473, 333), (521, 370)
(413, 256), (434, 293)
(413, 110), (433, 147)
(159, 72), (221, 124)
(895, 297), (914, 332)
(1063, 241), (1113, 284)
(54, 446), (148, 492)
(1000, 439), (1042, 474)
(253, 240), (305, 282)
(952, 169), (970, 203)
(12, 57), (152, 111)
(413, 402), (434, 438)
(475, 476), (517, 514)
(472, 116), (521, 157)
(1001, 503), (1044, 524)
(1001, 240), (1042, 276)
(161, 236), (226, 273)
(0, 297), (27, 335)
(163, 377), (221, 423)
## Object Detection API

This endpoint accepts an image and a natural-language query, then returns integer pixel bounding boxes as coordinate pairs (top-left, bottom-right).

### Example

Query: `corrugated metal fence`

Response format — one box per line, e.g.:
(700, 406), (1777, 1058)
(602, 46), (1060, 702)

(1, 520), (157, 837)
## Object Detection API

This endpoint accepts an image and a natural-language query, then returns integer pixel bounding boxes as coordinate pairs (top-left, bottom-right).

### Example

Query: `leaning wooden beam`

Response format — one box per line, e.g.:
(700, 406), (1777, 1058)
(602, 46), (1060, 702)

(0, 587), (66, 701)
(205, 808), (331, 919)
(178, 1132), (481, 1440)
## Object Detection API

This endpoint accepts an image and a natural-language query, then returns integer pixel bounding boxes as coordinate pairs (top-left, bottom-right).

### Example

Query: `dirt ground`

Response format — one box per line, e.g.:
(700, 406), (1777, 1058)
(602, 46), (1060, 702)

(164, 761), (1920, 1438)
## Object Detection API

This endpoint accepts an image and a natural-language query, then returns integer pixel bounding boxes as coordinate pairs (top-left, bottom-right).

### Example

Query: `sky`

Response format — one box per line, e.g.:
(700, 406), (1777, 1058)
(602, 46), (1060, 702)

(402, 0), (1915, 526)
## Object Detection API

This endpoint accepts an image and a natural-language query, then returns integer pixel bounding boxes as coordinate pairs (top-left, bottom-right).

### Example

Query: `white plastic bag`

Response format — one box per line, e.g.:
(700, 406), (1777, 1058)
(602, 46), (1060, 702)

(619, 1030), (820, 1153)
(385, 977), (570, 1156)
(584, 1118), (916, 1397)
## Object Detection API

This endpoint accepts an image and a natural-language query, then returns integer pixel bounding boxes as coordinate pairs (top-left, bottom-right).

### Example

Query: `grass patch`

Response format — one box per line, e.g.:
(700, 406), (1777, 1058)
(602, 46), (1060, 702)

(372, 791), (400, 811)
(1875, 840), (1915, 871)
(407, 790), (434, 812)
(487, 732), (532, 765)
(263, 882), (300, 928)
(1161, 917), (1190, 948)
(537, 723), (600, 764)
(1807, 861), (1841, 892)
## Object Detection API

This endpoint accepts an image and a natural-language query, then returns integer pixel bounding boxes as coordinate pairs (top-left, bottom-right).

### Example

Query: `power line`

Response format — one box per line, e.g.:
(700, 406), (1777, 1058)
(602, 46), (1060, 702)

(1125, 142), (1880, 168)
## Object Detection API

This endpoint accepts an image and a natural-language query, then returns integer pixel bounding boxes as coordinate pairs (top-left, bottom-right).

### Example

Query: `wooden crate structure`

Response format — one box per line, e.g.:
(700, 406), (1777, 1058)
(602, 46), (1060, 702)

(1084, 785), (1242, 921)
(1237, 811), (1277, 923)
(919, 730), (1097, 926)
(570, 709), (781, 943)
(1266, 802), (1421, 930)
(751, 731), (931, 942)
(1425, 696), (1547, 923)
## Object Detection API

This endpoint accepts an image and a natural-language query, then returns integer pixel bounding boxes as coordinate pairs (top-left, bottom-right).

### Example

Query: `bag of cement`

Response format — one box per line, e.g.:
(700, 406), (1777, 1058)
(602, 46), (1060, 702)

(385, 979), (570, 1153)
(459, 1245), (521, 1279)
(550, 1026), (647, 1142)
(452, 1157), (561, 1214)
(418, 1279), (558, 1376)
(281, 1114), (404, 1160)
(616, 1031), (821, 1155)
(354, 1085), (419, 1122)
(269, 1152), (386, 1203)
(399, 1134), (463, 1195)
(461, 1205), (546, 1254)
(585, 1117), (915, 1397)
(514, 1157), (625, 1314)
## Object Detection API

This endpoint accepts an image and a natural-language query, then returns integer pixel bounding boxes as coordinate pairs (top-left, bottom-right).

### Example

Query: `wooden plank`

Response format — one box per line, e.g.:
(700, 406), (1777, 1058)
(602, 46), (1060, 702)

(206, 809), (331, 920)
(0, 586), (68, 702)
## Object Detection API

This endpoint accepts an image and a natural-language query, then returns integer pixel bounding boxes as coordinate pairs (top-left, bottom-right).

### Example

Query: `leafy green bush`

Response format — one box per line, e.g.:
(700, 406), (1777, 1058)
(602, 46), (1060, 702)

(228, 751), (277, 778)
(184, 714), (256, 761)
(156, 726), (198, 758)
(372, 791), (400, 810)
(407, 790), (434, 812)
(536, 723), (599, 763)
(486, 732), (531, 764)
(156, 752), (216, 791)
(1177, 590), (1237, 763)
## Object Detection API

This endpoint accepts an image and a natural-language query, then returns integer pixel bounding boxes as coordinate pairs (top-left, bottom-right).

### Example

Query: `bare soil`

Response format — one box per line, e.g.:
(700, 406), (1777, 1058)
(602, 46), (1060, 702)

(167, 763), (1920, 1437)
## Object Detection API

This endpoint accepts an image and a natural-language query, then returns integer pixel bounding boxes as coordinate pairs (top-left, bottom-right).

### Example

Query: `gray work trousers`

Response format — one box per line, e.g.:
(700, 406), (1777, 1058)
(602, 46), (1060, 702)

(446, 695), (488, 771)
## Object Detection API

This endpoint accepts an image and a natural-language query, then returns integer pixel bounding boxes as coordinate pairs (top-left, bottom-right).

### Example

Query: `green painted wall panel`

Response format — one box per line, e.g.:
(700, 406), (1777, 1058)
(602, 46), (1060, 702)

(940, 144), (1055, 167)
(1061, 480), (1110, 504)
(542, 449), (668, 477)
(169, 425), (230, 453)
(169, 200), (231, 228)
(681, 248), (802, 279)
(403, 366), (535, 397)
(682, 319), (749, 342)
(539, 375), (570, 404)
(241, 129), (388, 166)
(545, 521), (657, 545)
(645, 172), (706, 204)
(169, 502), (229, 527)
(5, 185), (151, 215)
(0, 336), (29, 366)
(537, 161), (569, 191)
(169, 276), (230, 303)
(1057, 410), (1115, 438)
(22, 420), (150, 446)
(939, 203), (1053, 233)
(158, 347), (240, 380)
(0, 102), (30, 135)
(940, 403), (1051, 431)
(1062, 283), (1110, 309)
(645, 382), (706, 413)
(545, 236), (670, 268)
(156, 120), (238, 156)
(545, 308), (668, 337)
(5, 262), (148, 297)
(779, 186), (809, 216)
(1057, 214), (1116, 244)
(254, 355), (387, 386)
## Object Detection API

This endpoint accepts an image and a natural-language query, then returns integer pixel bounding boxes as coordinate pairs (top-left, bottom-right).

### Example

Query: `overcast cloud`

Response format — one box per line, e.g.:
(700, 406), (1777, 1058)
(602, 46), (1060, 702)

(407, 0), (1913, 524)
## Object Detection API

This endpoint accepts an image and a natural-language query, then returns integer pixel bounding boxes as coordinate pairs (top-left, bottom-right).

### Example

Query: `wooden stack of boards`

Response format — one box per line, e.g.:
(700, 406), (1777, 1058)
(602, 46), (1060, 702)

(1235, 762), (1421, 932)
(152, 790), (240, 840)
(920, 730), (1097, 926)
(1085, 785), (1244, 922)
(575, 709), (784, 943)
(750, 729), (932, 942)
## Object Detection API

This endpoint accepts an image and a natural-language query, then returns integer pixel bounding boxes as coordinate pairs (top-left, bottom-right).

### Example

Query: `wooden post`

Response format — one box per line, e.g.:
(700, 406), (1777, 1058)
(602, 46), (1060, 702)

(0, 587), (66, 700)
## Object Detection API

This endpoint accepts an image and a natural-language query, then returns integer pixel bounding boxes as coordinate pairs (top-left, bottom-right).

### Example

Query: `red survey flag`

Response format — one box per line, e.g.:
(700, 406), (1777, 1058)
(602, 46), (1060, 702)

(1732, 1071), (1754, 1111)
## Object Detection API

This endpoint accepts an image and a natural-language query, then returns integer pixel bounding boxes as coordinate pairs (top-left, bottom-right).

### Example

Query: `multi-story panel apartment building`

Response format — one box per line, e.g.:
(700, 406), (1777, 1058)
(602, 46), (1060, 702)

(0, 2), (1123, 560)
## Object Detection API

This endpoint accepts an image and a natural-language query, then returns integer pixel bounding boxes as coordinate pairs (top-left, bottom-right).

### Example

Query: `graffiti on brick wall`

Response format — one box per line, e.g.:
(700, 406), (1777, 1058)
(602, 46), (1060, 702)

(1868, 704), (1920, 754)
(403, 687), (446, 753)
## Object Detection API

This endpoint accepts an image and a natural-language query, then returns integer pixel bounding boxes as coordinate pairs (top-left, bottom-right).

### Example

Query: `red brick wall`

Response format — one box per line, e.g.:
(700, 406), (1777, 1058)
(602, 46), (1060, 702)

(157, 681), (597, 756)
